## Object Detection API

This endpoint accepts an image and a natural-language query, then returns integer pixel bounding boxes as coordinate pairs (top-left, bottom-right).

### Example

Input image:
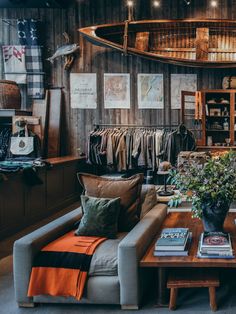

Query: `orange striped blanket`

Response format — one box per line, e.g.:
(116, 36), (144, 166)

(27, 230), (106, 300)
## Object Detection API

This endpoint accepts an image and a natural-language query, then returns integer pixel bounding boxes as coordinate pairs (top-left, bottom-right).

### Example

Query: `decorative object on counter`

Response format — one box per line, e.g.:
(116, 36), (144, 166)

(0, 80), (21, 109)
(223, 118), (229, 131)
(169, 151), (236, 232)
(209, 108), (221, 117)
(210, 121), (222, 130)
(222, 107), (229, 116)
(8, 117), (41, 159)
(225, 138), (231, 146)
(47, 32), (80, 71)
(2, 45), (27, 84)
(207, 136), (213, 146)
(222, 76), (236, 89)
(157, 161), (174, 197)
(79, 19), (236, 68)
(220, 98), (229, 104)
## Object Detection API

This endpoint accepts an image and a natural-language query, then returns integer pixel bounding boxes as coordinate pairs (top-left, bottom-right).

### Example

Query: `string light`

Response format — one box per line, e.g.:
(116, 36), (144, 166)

(153, 0), (160, 7)
(211, 0), (218, 7)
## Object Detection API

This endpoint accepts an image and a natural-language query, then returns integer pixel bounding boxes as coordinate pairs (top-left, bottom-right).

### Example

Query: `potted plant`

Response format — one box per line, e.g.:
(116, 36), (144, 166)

(169, 151), (236, 232)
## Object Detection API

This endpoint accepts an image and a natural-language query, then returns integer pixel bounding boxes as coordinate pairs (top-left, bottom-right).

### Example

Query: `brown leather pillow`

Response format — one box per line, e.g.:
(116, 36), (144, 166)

(78, 173), (144, 231)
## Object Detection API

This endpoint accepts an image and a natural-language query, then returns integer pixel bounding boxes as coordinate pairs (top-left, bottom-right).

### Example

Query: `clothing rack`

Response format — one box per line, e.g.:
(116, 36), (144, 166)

(93, 123), (180, 129)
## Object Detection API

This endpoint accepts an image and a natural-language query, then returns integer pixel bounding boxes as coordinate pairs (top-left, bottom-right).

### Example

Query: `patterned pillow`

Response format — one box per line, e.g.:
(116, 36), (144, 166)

(78, 173), (143, 231)
(75, 195), (120, 239)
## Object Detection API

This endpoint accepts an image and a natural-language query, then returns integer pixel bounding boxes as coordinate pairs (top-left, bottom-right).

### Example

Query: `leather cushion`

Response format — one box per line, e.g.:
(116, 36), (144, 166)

(140, 185), (158, 219)
(78, 173), (143, 231)
(75, 195), (120, 239)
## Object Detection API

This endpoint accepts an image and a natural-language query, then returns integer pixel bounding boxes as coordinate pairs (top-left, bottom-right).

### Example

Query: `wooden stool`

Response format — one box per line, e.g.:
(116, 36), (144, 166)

(167, 268), (220, 312)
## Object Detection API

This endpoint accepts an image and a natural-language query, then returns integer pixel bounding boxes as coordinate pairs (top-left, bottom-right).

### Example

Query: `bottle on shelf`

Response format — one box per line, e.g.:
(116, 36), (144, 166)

(223, 107), (229, 116)
(223, 118), (229, 131)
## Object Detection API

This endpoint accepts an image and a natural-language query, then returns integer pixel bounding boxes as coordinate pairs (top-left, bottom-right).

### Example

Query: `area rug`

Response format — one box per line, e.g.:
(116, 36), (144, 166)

(1, 255), (236, 314)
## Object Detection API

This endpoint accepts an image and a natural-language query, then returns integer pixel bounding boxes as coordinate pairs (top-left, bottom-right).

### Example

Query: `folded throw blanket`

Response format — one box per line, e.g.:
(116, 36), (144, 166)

(27, 231), (106, 300)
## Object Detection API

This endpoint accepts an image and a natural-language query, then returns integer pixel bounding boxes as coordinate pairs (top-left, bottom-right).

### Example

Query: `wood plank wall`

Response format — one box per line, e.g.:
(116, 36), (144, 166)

(1, 0), (236, 155)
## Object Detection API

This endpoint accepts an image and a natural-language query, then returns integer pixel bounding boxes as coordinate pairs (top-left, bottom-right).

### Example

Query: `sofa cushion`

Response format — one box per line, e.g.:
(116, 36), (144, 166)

(78, 173), (143, 231)
(140, 185), (158, 219)
(89, 232), (127, 277)
(75, 195), (120, 239)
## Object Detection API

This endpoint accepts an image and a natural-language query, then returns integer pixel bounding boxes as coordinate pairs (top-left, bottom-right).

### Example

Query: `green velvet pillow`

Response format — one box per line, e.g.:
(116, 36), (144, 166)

(75, 195), (120, 239)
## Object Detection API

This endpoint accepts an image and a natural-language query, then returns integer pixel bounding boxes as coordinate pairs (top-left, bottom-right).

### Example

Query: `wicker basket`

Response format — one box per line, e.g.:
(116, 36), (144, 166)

(0, 80), (21, 109)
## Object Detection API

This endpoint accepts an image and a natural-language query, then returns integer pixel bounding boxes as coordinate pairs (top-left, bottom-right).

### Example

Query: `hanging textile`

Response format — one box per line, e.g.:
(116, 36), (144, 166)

(17, 19), (40, 46)
(2, 45), (27, 84)
(25, 46), (44, 99)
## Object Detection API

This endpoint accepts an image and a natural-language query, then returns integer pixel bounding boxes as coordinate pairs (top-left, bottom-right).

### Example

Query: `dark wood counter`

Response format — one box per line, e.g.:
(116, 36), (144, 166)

(0, 156), (86, 239)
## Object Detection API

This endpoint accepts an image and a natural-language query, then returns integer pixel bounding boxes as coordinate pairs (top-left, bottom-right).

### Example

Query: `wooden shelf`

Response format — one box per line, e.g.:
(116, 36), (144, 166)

(206, 115), (230, 118)
(206, 129), (229, 132)
(198, 146), (236, 149)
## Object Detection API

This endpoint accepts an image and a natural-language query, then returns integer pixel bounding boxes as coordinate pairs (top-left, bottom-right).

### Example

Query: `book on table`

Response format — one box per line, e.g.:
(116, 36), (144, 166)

(197, 231), (234, 259)
(153, 233), (192, 256)
(154, 228), (189, 252)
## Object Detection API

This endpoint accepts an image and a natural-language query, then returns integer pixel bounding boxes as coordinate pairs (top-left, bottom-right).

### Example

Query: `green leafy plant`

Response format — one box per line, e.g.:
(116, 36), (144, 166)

(168, 151), (236, 219)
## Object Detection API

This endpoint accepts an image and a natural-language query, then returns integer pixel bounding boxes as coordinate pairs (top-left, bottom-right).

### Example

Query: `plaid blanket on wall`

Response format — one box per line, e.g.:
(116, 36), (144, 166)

(27, 231), (106, 300)
(25, 46), (44, 99)
(2, 45), (45, 99)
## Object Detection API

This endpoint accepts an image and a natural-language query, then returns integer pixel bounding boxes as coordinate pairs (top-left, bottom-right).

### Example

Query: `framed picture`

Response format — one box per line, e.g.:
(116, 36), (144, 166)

(104, 73), (130, 109)
(70, 73), (97, 109)
(137, 74), (164, 109)
(171, 74), (197, 109)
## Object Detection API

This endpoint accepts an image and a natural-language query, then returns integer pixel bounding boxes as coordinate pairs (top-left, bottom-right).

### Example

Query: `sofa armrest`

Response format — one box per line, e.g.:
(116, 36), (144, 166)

(118, 203), (167, 307)
(13, 207), (82, 305)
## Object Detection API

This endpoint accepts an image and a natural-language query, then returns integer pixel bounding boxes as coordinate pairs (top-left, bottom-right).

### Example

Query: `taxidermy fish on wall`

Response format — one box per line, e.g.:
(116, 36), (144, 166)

(47, 32), (80, 70)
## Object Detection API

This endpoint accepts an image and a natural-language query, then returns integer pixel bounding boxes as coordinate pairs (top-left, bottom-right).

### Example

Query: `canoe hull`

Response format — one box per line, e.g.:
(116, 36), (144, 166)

(79, 19), (236, 68)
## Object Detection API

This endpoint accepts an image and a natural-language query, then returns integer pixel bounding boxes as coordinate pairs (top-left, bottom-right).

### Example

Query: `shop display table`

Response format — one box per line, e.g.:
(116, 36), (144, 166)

(140, 212), (236, 309)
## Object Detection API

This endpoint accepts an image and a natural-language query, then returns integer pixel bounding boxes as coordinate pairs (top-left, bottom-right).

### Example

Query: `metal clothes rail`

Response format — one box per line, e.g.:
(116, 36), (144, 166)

(93, 123), (180, 129)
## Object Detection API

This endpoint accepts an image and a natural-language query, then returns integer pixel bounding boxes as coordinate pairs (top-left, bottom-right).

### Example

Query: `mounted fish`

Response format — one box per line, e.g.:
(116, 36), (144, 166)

(47, 32), (80, 70)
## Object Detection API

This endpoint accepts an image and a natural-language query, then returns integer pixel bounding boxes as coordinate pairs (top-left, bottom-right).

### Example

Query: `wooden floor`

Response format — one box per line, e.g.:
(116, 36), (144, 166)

(0, 201), (81, 260)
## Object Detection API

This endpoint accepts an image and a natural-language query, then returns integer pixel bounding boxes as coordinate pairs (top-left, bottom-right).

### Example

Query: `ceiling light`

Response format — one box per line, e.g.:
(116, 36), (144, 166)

(211, 0), (218, 7)
(184, 0), (191, 5)
(127, 0), (133, 7)
(153, 1), (160, 7)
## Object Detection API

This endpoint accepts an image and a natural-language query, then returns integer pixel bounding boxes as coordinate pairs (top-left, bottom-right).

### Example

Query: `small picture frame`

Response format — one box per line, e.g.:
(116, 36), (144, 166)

(209, 108), (221, 117)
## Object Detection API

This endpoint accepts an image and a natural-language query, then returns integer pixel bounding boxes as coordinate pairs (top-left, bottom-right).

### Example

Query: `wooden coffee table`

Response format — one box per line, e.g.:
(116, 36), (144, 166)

(140, 212), (236, 308)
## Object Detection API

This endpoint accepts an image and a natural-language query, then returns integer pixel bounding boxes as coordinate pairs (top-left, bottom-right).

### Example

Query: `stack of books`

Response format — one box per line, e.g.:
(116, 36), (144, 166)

(197, 231), (234, 259)
(154, 228), (191, 256)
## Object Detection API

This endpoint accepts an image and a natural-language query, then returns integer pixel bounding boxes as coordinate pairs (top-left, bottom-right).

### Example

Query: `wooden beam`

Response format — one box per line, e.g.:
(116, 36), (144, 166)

(195, 28), (209, 60)
(135, 32), (149, 51)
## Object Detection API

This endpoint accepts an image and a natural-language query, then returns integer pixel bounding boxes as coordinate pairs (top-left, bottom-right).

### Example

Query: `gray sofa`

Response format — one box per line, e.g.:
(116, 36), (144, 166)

(13, 186), (167, 310)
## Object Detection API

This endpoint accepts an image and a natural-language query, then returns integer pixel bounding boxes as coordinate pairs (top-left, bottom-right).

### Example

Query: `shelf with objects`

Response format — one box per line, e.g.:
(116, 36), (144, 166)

(182, 89), (236, 151)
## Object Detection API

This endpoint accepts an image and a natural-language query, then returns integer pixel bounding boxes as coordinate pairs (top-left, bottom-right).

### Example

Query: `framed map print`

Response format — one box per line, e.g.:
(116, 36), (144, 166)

(104, 73), (130, 109)
(171, 74), (197, 109)
(70, 73), (97, 109)
(138, 74), (164, 109)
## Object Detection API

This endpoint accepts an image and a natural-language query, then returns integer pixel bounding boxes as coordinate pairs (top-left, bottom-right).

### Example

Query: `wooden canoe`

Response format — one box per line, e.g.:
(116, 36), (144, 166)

(79, 19), (236, 68)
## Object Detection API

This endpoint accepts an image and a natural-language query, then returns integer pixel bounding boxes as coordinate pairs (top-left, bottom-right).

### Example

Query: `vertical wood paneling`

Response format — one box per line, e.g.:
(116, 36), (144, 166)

(0, 1), (236, 154)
